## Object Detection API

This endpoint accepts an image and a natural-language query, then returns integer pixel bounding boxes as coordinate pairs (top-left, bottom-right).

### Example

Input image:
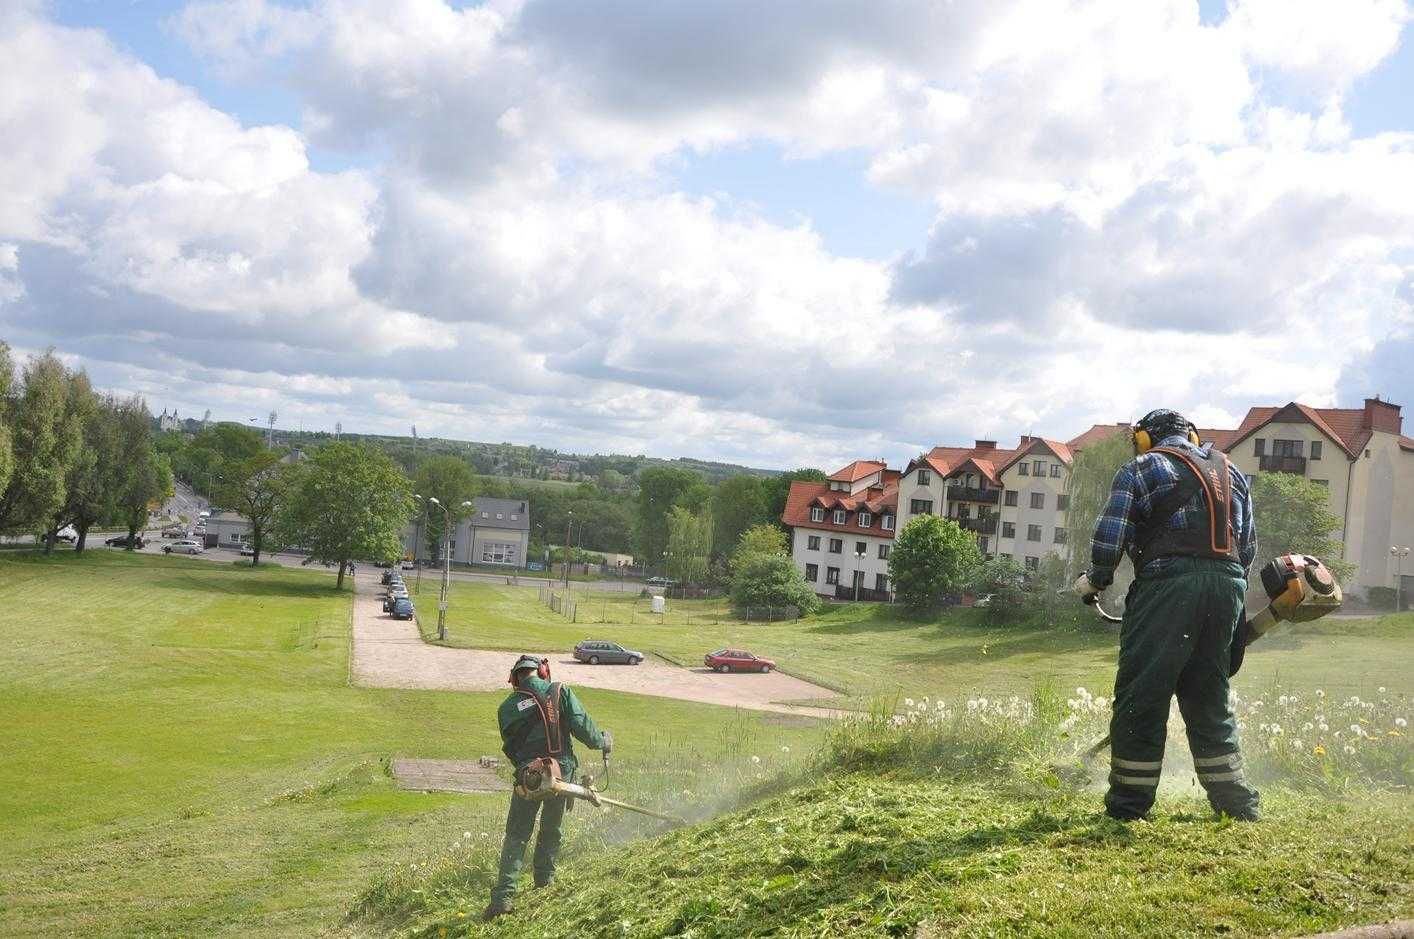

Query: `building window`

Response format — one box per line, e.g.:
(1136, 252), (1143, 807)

(954, 504), (971, 520)
(878, 544), (891, 560)
(875, 573), (888, 592)
(855, 541), (867, 555)
(1019, 463), (1030, 476)
(810, 507), (824, 522)
(1050, 464), (1062, 478)
(496, 513), (504, 519)
(833, 509), (847, 524)
(805, 563), (819, 582)
(1025, 556), (1039, 571)
(807, 535), (821, 551)
(510, 514), (519, 520)
(967, 473), (977, 487)
(1027, 524), (1042, 542)
(1274, 439), (1304, 457)
(1030, 492), (1045, 509)
(825, 567), (840, 585)
(1057, 494), (1070, 511)
(881, 515), (895, 531)
(1054, 528), (1068, 544)
(917, 469), (931, 485)
(1002, 521), (1016, 539)
(910, 499), (934, 515)
(1005, 490), (1018, 507)
(481, 542), (519, 565)
(1033, 460), (1045, 475)
(1310, 440), (1323, 461)
(858, 511), (872, 527)
(829, 538), (843, 554)
(1254, 438), (1265, 456)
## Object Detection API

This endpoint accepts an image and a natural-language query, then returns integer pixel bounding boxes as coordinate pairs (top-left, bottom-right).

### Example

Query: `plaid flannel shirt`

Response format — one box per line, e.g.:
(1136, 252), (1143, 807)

(1088, 435), (1257, 588)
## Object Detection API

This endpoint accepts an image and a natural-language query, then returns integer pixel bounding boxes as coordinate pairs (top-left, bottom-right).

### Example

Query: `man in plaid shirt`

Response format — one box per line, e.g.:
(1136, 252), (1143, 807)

(1074, 409), (1261, 822)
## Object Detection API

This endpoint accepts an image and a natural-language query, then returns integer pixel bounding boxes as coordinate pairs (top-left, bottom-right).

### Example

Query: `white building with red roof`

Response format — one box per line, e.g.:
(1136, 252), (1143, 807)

(780, 460), (899, 600)
(1218, 396), (1414, 593)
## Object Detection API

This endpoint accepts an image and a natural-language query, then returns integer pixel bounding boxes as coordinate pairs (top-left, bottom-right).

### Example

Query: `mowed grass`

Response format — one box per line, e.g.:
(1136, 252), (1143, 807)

(0, 552), (819, 938)
(427, 581), (1413, 705)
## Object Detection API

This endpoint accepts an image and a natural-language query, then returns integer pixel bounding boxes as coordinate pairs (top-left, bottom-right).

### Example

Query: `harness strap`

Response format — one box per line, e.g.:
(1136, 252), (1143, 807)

(515, 682), (565, 757)
(1151, 447), (1234, 554)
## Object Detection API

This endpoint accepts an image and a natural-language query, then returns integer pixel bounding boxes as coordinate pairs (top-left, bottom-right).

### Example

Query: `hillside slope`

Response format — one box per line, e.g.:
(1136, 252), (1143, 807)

(353, 693), (1414, 939)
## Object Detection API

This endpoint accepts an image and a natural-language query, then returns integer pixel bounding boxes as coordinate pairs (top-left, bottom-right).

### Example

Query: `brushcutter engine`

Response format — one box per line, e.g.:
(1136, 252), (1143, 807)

(1247, 554), (1342, 639)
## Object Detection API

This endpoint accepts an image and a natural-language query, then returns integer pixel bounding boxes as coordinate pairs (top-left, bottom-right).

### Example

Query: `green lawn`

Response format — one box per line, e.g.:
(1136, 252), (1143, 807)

(427, 582), (1413, 705)
(0, 552), (819, 937)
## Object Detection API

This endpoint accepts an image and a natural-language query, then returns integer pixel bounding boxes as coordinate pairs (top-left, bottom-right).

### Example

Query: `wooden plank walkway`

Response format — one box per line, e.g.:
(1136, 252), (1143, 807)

(391, 757), (510, 793)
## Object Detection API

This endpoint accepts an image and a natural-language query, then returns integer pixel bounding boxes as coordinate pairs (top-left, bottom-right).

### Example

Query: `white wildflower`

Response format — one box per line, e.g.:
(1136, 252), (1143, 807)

(751, 755), (761, 764)
(1292, 739), (1303, 749)
(1095, 696), (1109, 708)
(1396, 718), (1408, 728)
(905, 698), (915, 707)
(1319, 723), (1329, 732)
(1278, 695), (1289, 706)
(1302, 722), (1314, 732)
(978, 697), (989, 708)
(1344, 745), (1356, 755)
(1379, 686), (1387, 694)
(781, 745), (791, 753)
(1315, 689), (1325, 699)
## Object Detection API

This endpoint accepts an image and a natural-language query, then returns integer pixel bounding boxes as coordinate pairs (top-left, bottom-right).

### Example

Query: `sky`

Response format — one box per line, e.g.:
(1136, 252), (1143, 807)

(2, 0), (1413, 471)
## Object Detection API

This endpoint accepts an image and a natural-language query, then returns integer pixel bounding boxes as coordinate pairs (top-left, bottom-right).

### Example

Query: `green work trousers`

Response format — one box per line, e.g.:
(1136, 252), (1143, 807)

(1106, 557), (1261, 821)
(491, 791), (568, 905)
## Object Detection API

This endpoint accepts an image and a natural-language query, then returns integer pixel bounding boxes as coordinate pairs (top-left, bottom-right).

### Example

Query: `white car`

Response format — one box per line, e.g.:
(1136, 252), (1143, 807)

(164, 540), (204, 555)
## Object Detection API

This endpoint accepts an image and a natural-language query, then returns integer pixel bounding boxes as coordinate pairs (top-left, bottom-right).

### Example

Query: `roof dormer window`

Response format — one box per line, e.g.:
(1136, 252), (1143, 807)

(810, 507), (824, 523)
(858, 511), (872, 528)
(833, 509), (847, 525)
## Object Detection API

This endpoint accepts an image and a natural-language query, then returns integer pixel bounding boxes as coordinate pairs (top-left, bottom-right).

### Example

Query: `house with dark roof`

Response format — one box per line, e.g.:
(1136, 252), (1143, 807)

(401, 497), (531, 568)
(1219, 397), (1414, 593)
(781, 461), (899, 600)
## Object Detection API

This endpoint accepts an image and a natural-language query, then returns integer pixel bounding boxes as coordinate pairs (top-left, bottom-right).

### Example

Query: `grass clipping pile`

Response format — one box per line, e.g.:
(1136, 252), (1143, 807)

(353, 685), (1413, 938)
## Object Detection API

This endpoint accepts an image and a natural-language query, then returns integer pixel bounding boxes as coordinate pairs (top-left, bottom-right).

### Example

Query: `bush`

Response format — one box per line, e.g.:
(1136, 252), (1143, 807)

(969, 556), (1027, 624)
(729, 553), (820, 616)
(1365, 586), (1397, 611)
(888, 516), (982, 613)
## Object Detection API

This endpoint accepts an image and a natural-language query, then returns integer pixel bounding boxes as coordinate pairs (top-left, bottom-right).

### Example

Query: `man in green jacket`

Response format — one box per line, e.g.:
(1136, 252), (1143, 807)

(484, 655), (612, 920)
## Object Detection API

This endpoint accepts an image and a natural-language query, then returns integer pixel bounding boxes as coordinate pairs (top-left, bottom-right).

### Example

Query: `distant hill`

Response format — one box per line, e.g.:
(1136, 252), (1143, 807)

(269, 429), (780, 485)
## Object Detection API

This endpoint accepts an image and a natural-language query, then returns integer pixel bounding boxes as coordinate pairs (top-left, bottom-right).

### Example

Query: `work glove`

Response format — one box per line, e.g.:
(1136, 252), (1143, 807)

(600, 730), (614, 755)
(1072, 572), (1100, 604)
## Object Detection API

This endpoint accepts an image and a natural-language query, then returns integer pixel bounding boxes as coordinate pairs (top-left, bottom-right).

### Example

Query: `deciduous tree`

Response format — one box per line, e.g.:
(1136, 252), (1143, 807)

(274, 443), (412, 588)
(0, 351), (82, 535)
(762, 468), (826, 532)
(730, 552), (820, 616)
(1250, 472), (1353, 581)
(888, 515), (982, 612)
(712, 475), (767, 557)
(216, 451), (289, 565)
(665, 506), (712, 586)
(635, 466), (702, 567)
(412, 455), (478, 561)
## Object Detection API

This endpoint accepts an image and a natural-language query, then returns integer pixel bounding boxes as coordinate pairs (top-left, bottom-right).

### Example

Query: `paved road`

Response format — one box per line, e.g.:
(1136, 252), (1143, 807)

(347, 568), (839, 717)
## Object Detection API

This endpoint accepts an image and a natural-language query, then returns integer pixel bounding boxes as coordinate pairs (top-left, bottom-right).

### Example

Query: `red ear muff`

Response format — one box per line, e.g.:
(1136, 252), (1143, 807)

(538, 658), (551, 681)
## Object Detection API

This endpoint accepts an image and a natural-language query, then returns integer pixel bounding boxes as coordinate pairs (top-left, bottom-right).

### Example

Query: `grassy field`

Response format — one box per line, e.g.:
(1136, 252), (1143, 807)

(0, 552), (821, 937)
(426, 581), (1413, 705)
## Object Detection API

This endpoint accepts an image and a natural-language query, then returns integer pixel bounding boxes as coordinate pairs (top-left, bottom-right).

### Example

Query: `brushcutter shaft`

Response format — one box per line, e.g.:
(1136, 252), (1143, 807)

(537, 775), (686, 824)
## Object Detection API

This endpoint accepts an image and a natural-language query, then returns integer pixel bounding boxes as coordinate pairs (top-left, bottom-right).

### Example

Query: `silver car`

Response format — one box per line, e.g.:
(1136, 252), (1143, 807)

(163, 539), (204, 555)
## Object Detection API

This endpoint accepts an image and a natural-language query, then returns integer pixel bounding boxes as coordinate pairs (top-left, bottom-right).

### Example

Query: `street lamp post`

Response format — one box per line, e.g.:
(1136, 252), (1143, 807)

(563, 511), (573, 589)
(1392, 546), (1411, 612)
(413, 495), (429, 595)
(426, 497), (474, 641)
(853, 549), (866, 601)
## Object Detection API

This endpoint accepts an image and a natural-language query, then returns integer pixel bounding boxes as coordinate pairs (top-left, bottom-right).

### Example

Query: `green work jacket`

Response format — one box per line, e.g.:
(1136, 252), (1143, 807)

(497, 676), (605, 778)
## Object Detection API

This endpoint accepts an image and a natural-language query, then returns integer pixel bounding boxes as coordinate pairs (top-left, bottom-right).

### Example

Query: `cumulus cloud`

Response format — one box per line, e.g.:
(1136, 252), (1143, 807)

(3, 0), (1413, 471)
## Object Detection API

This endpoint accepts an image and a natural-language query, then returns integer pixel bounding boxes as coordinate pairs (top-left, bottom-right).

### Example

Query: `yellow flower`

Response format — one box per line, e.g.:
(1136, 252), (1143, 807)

(1359, 717), (1370, 724)
(1390, 730), (1405, 737)
(1313, 745), (1326, 756)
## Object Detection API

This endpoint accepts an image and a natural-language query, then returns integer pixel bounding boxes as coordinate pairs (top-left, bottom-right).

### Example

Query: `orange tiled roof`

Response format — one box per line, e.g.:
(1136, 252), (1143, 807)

(827, 460), (887, 483)
(998, 437), (1073, 474)
(1224, 403), (1381, 458)
(781, 478), (898, 538)
(1066, 423), (1131, 451)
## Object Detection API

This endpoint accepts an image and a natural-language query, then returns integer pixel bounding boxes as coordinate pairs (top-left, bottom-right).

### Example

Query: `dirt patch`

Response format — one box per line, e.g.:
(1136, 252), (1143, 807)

(391, 758), (510, 794)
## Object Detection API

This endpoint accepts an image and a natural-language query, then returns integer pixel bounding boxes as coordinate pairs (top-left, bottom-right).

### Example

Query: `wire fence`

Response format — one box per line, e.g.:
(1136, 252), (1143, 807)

(538, 586), (577, 623)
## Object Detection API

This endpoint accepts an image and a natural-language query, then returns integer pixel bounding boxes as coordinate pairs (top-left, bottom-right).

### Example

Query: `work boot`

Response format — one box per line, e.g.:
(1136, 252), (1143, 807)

(534, 877), (554, 890)
(482, 899), (513, 921)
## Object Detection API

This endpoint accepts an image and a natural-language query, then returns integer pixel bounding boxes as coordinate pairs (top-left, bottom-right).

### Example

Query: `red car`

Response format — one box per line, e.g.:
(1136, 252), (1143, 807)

(704, 648), (776, 673)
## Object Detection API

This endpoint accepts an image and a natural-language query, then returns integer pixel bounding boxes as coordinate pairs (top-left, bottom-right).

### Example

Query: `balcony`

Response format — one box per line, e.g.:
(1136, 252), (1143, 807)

(949, 486), (1001, 503)
(1259, 454), (1307, 474)
(959, 516), (998, 535)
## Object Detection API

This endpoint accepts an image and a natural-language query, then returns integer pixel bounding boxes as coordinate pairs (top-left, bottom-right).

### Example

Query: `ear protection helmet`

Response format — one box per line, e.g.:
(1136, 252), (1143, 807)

(508, 654), (551, 685)
(1133, 409), (1200, 454)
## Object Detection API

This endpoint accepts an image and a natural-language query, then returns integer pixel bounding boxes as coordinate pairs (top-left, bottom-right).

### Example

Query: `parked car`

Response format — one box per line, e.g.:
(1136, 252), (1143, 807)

(645, 576), (679, 587)
(704, 649), (776, 673)
(389, 597), (415, 620)
(573, 640), (643, 666)
(105, 534), (146, 548)
(55, 526), (78, 544)
(380, 570), (396, 585)
(383, 587), (410, 612)
(239, 545), (256, 557)
(163, 539), (203, 555)
(161, 527), (187, 539)
(400, 558), (415, 570)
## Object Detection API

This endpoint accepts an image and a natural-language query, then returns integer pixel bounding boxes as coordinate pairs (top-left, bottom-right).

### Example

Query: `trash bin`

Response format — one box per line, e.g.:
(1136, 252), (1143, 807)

(651, 595), (666, 614)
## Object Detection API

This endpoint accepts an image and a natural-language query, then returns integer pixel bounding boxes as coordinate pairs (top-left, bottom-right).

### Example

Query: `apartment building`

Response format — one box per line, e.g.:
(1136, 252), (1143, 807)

(1216, 397), (1414, 594)
(992, 437), (1076, 570)
(781, 460), (899, 600)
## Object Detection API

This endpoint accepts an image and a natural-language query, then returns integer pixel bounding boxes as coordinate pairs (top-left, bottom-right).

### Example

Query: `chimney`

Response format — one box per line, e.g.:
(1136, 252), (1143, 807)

(1017, 435), (1035, 446)
(974, 439), (997, 450)
(1362, 396), (1402, 433)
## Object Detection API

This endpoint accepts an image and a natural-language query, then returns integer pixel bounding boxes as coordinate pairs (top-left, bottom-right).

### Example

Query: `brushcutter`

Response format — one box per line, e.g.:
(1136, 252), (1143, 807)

(1073, 554), (1344, 762)
(516, 756), (686, 824)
